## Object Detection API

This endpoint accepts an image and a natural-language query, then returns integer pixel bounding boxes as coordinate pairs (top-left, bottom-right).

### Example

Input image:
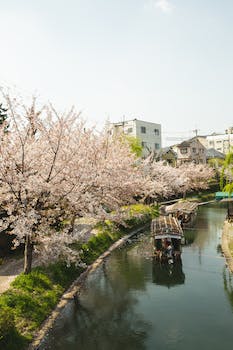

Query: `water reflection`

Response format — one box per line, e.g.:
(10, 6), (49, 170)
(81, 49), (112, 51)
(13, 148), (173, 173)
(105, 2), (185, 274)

(223, 268), (233, 311)
(40, 251), (151, 350)
(183, 229), (196, 246)
(152, 259), (185, 288)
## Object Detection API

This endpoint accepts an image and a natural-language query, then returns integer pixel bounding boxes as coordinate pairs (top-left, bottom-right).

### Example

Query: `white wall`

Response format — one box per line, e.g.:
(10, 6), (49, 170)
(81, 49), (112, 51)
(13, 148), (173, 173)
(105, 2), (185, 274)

(207, 134), (233, 154)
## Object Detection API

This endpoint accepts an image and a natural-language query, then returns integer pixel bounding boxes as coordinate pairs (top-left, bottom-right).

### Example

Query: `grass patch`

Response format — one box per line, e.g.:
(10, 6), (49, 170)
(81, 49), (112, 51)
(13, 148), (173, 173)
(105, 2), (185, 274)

(0, 204), (158, 349)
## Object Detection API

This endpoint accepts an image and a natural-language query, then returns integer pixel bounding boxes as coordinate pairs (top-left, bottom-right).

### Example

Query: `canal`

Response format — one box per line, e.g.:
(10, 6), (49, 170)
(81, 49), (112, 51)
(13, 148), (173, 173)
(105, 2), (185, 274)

(40, 203), (233, 350)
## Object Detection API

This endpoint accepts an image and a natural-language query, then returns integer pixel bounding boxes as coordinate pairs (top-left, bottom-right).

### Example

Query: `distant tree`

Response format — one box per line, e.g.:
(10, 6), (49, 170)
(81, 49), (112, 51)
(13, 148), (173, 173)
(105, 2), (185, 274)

(179, 163), (214, 198)
(220, 150), (233, 194)
(122, 135), (143, 157)
(142, 158), (214, 200)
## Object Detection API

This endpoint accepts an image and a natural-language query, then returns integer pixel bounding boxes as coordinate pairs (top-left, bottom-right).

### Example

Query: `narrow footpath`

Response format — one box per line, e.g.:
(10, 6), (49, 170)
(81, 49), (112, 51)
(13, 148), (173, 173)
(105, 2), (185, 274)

(0, 256), (24, 294)
(0, 218), (95, 295)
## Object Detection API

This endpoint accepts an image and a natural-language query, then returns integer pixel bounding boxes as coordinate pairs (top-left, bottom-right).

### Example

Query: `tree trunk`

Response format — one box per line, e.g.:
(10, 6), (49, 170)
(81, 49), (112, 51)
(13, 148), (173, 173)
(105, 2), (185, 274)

(24, 235), (33, 274)
(68, 215), (76, 235)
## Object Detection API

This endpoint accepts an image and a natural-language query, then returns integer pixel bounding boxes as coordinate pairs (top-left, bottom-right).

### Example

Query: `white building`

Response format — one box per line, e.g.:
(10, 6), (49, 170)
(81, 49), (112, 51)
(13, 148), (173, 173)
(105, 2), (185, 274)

(196, 127), (233, 155)
(110, 119), (161, 157)
(205, 127), (233, 154)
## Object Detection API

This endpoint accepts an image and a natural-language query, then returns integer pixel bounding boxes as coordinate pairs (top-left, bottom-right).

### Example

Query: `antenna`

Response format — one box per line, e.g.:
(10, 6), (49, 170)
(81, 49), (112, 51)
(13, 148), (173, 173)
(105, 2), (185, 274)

(192, 128), (200, 137)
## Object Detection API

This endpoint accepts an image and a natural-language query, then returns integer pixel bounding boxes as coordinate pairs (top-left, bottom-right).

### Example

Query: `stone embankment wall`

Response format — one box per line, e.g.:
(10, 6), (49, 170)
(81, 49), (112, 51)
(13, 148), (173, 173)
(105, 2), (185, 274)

(222, 221), (233, 273)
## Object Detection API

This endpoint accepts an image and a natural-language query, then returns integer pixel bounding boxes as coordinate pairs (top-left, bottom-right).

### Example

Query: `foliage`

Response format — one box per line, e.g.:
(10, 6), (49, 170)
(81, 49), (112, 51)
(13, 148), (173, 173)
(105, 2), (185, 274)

(220, 150), (233, 194)
(208, 157), (225, 168)
(124, 135), (143, 157)
(143, 158), (214, 200)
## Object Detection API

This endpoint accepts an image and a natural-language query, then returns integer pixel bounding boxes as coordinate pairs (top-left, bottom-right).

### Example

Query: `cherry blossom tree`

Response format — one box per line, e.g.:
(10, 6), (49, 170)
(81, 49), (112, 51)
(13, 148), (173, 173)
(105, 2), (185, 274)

(0, 93), (144, 273)
(142, 160), (178, 199)
(178, 163), (214, 197)
(142, 157), (214, 200)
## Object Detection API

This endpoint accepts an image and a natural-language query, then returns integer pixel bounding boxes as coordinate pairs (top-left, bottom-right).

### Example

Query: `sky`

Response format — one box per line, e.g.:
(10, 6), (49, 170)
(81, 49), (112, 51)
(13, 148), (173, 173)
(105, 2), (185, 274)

(1, 0), (233, 145)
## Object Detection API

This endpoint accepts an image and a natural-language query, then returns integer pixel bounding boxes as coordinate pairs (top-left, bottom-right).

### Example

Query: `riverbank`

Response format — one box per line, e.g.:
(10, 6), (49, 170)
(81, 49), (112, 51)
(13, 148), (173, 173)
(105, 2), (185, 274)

(0, 204), (158, 350)
(222, 220), (233, 273)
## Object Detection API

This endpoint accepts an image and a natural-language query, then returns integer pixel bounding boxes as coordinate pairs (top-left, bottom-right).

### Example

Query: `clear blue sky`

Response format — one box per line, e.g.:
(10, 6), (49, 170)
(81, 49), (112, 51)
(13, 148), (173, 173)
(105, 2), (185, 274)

(1, 0), (233, 144)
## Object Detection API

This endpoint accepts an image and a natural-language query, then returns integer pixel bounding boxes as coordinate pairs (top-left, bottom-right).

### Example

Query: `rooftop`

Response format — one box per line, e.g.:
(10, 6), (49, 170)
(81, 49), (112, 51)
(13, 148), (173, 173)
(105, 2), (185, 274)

(206, 148), (225, 159)
(151, 216), (183, 238)
(111, 118), (161, 126)
(165, 201), (199, 214)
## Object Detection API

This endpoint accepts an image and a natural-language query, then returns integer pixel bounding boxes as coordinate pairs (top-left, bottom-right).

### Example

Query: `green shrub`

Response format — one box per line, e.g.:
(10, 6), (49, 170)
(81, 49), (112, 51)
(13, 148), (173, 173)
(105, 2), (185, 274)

(41, 262), (82, 289)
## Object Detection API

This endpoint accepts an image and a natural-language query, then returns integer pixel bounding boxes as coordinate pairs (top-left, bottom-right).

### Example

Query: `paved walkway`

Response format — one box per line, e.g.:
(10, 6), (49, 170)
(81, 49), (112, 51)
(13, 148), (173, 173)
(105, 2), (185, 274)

(0, 218), (96, 295)
(0, 256), (24, 294)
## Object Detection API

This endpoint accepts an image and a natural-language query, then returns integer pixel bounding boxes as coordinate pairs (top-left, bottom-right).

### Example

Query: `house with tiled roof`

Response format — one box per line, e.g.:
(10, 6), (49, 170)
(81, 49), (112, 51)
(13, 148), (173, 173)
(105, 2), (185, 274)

(172, 137), (206, 165)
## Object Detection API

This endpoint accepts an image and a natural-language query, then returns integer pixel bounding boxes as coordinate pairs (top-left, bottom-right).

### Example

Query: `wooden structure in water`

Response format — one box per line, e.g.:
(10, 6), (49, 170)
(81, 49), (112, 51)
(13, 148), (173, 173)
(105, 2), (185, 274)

(164, 201), (198, 228)
(151, 216), (184, 262)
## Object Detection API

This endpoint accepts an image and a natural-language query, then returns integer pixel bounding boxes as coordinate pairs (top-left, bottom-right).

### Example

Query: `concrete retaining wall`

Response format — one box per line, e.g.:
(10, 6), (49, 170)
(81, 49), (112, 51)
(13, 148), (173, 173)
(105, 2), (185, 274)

(222, 220), (233, 273)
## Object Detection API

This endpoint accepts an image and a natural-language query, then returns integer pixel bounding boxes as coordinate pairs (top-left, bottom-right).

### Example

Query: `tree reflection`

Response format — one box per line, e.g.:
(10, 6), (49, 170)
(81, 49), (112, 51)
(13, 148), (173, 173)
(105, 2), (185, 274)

(183, 229), (196, 246)
(223, 267), (233, 311)
(40, 250), (151, 350)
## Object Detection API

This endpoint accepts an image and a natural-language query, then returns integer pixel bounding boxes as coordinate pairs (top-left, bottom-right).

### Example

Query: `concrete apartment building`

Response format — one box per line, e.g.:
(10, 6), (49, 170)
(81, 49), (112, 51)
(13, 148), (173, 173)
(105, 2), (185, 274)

(196, 127), (233, 154)
(205, 127), (233, 154)
(109, 119), (161, 157)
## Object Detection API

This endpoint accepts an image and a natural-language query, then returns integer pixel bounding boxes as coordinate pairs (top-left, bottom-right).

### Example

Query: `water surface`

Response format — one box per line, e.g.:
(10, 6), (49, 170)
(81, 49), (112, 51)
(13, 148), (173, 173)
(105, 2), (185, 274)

(40, 204), (233, 350)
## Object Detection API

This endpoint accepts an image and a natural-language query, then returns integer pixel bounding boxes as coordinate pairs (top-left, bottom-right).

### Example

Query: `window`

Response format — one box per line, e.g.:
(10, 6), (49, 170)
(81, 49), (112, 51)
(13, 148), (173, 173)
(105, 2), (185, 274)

(209, 141), (214, 146)
(216, 140), (222, 144)
(154, 129), (159, 136)
(141, 126), (146, 134)
(180, 148), (188, 154)
(127, 128), (133, 133)
(141, 141), (147, 148)
(155, 143), (160, 150)
(192, 148), (196, 153)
